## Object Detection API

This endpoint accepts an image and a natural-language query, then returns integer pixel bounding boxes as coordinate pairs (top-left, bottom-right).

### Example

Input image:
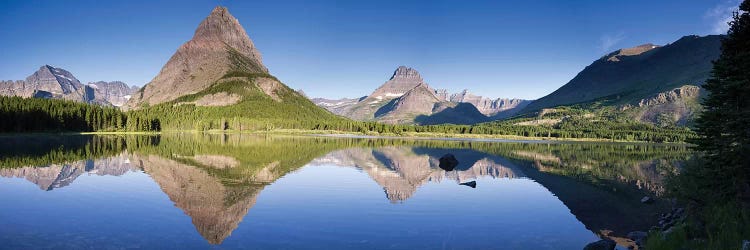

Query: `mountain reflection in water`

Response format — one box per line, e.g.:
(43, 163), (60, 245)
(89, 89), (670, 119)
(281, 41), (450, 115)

(0, 134), (690, 248)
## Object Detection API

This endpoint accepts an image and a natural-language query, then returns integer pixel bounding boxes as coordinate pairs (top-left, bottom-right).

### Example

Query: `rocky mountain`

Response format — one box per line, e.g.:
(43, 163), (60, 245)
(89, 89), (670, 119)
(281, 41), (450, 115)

(1, 65), (91, 102)
(311, 96), (365, 115)
(126, 6), (267, 108)
(87, 81), (139, 107)
(313, 66), (493, 125)
(311, 66), (528, 124)
(441, 89), (531, 118)
(339, 66), (427, 121)
(523, 35), (722, 112)
(0, 65), (139, 107)
(622, 85), (703, 126)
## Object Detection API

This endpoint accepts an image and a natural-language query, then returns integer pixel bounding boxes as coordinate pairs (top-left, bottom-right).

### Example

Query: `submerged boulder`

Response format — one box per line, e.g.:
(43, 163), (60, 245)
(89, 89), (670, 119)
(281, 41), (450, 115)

(438, 154), (459, 171)
(460, 181), (477, 188)
(583, 239), (616, 250)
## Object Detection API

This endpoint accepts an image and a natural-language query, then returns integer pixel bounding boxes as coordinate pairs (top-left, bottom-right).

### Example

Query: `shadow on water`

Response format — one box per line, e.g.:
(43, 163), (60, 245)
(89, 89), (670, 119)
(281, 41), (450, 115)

(0, 133), (691, 246)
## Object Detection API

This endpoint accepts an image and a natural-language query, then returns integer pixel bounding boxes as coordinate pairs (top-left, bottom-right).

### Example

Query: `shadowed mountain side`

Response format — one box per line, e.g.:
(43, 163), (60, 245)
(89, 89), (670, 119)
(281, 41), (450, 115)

(519, 159), (670, 240)
(414, 102), (490, 125)
(523, 35), (722, 112)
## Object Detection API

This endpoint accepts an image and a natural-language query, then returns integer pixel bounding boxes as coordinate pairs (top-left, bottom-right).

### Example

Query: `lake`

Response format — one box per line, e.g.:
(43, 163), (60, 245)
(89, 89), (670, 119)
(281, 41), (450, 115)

(0, 134), (690, 249)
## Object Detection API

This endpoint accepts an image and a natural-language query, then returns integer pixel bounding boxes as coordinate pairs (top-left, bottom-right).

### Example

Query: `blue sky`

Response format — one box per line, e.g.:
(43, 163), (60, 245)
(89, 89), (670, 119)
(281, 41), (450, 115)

(0, 0), (739, 100)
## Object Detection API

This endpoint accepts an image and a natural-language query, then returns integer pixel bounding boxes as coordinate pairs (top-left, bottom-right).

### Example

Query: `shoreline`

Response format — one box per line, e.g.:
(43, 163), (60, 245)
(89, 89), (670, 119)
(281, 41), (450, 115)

(0, 129), (692, 145)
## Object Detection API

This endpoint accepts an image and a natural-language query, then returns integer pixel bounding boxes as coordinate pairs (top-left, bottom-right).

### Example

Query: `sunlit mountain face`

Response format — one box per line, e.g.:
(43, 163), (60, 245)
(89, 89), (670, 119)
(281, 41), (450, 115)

(0, 134), (689, 249)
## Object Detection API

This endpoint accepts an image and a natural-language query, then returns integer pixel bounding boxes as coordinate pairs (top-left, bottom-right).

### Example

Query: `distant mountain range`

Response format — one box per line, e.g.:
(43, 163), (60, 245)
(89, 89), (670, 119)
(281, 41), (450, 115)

(0, 65), (138, 107)
(310, 66), (530, 125)
(0, 5), (724, 128)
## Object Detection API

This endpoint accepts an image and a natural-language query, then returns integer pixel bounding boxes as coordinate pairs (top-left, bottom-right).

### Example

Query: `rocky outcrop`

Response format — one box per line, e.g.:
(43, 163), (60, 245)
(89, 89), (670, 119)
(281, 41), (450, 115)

(634, 85), (701, 107)
(127, 6), (267, 108)
(623, 85), (703, 126)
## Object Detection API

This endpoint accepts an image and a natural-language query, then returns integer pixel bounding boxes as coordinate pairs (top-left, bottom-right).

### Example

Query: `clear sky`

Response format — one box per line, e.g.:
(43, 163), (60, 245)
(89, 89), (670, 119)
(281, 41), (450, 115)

(0, 0), (739, 100)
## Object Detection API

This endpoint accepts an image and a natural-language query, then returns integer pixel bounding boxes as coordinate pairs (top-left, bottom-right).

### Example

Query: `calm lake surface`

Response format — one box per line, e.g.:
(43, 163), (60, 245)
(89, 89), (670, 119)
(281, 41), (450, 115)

(0, 134), (690, 249)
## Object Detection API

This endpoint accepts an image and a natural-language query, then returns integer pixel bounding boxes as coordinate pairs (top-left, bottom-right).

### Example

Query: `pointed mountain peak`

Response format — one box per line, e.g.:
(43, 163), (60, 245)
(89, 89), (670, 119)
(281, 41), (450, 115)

(126, 6), (269, 107)
(390, 66), (423, 80)
(192, 6), (261, 56)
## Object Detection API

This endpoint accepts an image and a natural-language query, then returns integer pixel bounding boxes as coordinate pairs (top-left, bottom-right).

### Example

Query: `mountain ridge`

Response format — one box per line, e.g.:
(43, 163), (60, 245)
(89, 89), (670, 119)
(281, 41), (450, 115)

(522, 35), (722, 113)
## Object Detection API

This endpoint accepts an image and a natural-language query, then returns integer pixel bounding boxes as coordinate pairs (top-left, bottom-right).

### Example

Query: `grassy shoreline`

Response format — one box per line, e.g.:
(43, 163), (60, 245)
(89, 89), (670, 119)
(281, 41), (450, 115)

(0, 129), (691, 144)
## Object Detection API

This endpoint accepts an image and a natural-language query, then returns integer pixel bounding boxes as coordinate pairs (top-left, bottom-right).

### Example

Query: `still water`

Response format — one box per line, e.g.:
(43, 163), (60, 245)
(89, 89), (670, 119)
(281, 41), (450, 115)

(0, 134), (690, 249)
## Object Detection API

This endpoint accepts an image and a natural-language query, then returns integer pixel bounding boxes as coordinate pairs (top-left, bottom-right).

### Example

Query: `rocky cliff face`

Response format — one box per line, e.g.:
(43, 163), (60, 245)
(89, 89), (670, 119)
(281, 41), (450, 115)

(127, 6), (267, 108)
(622, 85), (703, 126)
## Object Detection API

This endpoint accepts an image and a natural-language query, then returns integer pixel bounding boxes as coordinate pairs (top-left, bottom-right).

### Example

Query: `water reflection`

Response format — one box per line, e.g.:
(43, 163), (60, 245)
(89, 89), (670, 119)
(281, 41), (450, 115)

(0, 134), (691, 248)
(0, 153), (136, 190)
(309, 147), (524, 202)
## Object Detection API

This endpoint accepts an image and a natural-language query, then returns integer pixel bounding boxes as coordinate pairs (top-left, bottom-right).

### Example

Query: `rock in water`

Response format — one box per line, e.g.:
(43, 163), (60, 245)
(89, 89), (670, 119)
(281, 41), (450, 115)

(641, 196), (653, 204)
(460, 181), (477, 188)
(438, 154), (459, 171)
(583, 239), (616, 250)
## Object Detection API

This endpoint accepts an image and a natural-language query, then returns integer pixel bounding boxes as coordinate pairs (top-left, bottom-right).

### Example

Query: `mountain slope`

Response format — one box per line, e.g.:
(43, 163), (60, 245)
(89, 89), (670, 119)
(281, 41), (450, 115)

(127, 6), (267, 108)
(523, 35), (722, 112)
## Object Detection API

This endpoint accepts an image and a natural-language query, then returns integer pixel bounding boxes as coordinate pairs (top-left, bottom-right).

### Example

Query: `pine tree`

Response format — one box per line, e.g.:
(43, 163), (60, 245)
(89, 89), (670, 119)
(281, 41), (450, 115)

(693, 0), (750, 203)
